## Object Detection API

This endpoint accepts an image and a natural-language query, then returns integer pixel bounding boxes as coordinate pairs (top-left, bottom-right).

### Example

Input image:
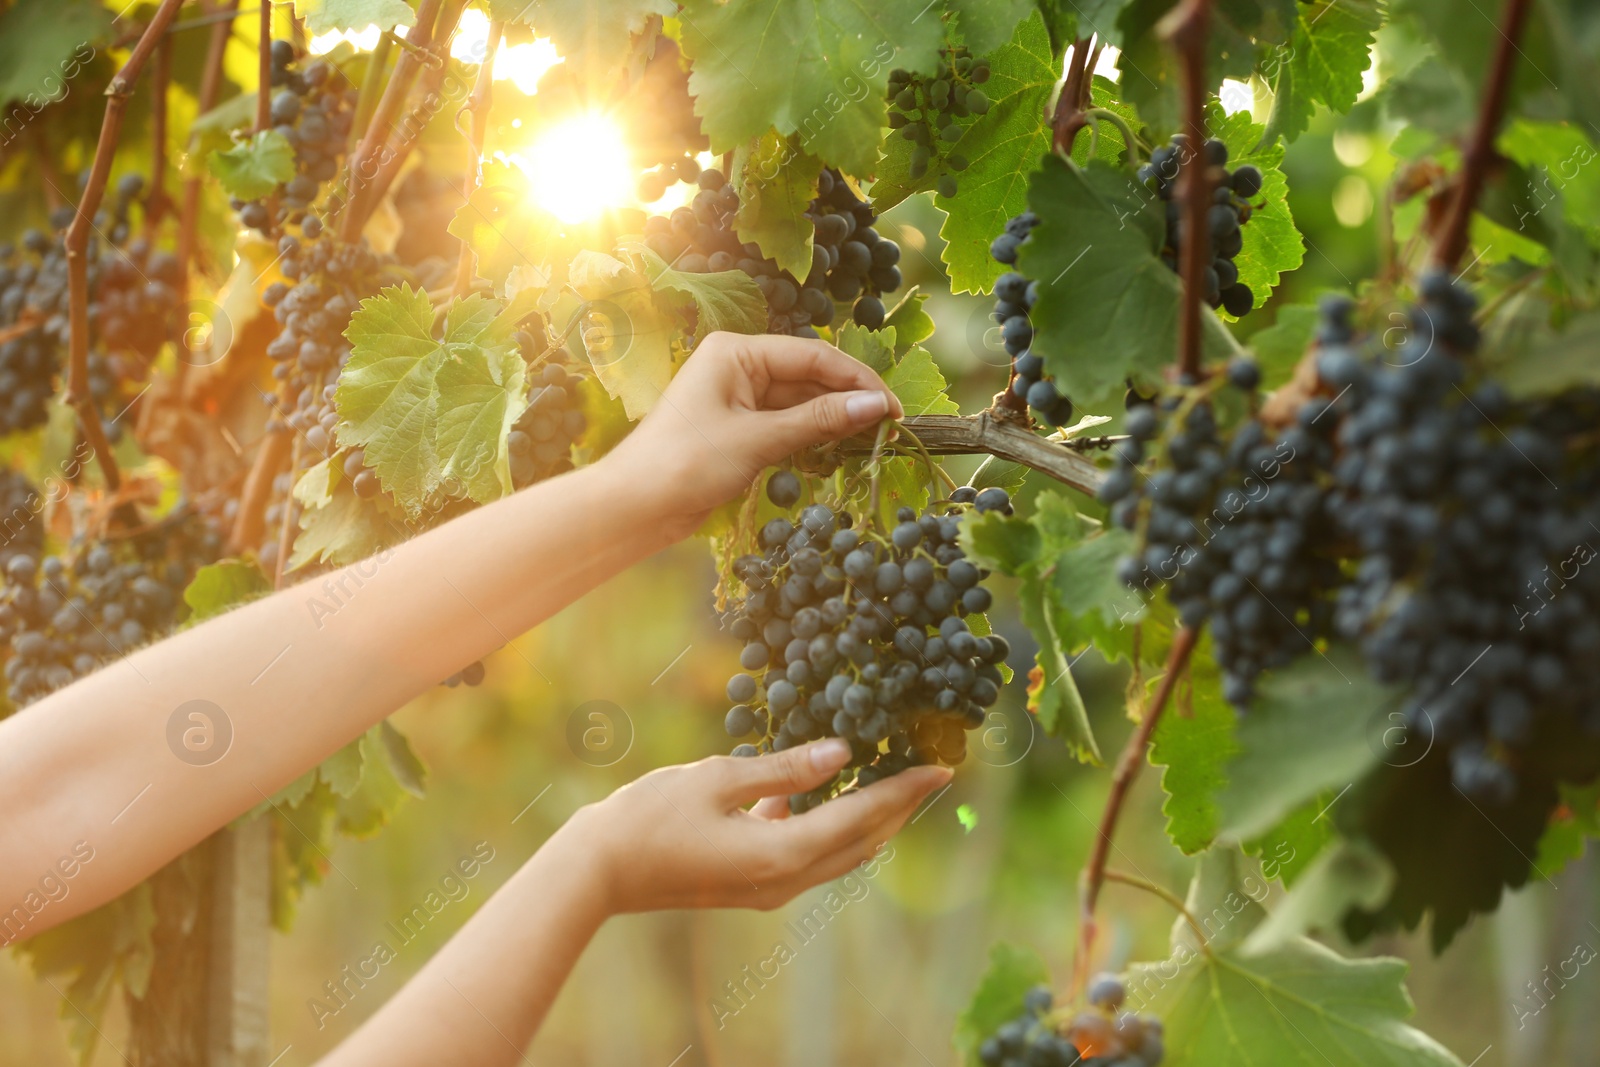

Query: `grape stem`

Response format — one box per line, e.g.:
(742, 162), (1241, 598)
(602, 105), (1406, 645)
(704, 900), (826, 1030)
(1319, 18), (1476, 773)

(454, 19), (503, 296)
(1074, 625), (1199, 995)
(147, 35), (173, 232)
(840, 414), (1105, 495)
(255, 1), (271, 133)
(63, 0), (187, 499)
(1103, 869), (1211, 952)
(1050, 35), (1097, 155)
(228, 386), (294, 553)
(1431, 0), (1535, 272)
(1082, 108), (1139, 163)
(891, 421), (957, 497)
(864, 418), (895, 528)
(1160, 0), (1213, 383)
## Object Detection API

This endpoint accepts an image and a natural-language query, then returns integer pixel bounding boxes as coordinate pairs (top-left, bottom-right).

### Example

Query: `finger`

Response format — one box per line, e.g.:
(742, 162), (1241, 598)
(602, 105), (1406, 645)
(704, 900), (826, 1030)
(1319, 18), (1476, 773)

(741, 335), (898, 398)
(762, 380), (833, 409)
(765, 390), (897, 456)
(750, 795), (789, 820)
(716, 738), (854, 806)
(776, 765), (952, 858)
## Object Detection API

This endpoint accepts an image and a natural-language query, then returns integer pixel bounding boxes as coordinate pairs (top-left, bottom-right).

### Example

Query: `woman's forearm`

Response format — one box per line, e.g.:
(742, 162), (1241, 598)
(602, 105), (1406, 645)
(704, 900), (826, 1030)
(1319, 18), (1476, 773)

(317, 816), (611, 1067)
(0, 459), (671, 927)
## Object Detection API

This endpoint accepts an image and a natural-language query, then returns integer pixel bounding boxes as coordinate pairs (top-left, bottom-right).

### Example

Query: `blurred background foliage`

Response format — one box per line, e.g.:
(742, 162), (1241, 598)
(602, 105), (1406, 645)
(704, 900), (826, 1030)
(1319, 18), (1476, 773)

(3, 7), (1600, 1067)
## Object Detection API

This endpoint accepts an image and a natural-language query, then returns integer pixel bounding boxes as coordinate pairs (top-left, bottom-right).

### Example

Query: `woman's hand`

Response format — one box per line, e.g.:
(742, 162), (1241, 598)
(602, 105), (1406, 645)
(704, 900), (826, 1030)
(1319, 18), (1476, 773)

(567, 738), (949, 914)
(601, 332), (904, 538)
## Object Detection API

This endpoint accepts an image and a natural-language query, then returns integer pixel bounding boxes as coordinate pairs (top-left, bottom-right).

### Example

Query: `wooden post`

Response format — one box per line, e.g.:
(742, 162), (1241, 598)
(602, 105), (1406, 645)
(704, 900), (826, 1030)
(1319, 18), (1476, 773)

(207, 819), (273, 1067)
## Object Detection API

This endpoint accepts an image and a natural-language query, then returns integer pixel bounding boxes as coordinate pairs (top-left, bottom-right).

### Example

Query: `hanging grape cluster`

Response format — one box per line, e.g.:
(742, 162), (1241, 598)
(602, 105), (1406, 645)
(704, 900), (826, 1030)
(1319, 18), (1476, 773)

(978, 975), (1165, 1067)
(1139, 135), (1261, 318)
(886, 45), (990, 199)
(0, 469), (43, 573)
(509, 345), (588, 489)
(0, 180), (178, 439)
(1101, 361), (1344, 707)
(633, 42), (710, 203)
(988, 212), (1074, 428)
(641, 166), (902, 335)
(234, 42), (355, 235)
(718, 477), (1013, 812)
(0, 515), (222, 709)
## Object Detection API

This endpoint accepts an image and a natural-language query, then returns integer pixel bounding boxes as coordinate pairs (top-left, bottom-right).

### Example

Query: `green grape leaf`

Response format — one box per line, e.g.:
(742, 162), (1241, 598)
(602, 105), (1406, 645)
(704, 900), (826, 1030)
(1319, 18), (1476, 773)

(882, 287), (937, 354)
(1132, 932), (1463, 1067)
(288, 466), (408, 574)
(320, 738), (367, 798)
(1262, 0), (1383, 143)
(336, 727), (415, 838)
(337, 286), (528, 515)
(380, 721), (429, 797)
(448, 164), (575, 290)
(490, 0), (672, 83)
(636, 248), (769, 336)
(953, 942), (1050, 1067)
(1219, 646), (1406, 842)
(294, 0), (415, 34)
(960, 507), (1044, 575)
(207, 130), (296, 201)
(181, 560), (270, 626)
(1532, 780), (1600, 881)
(1242, 839), (1395, 952)
(884, 345), (960, 416)
(1150, 644), (1239, 854)
(1048, 523), (1148, 663)
(677, 0), (943, 177)
(272, 769), (320, 809)
(1209, 104), (1304, 311)
(947, 0), (1036, 55)
(0, 0), (109, 110)
(1018, 155), (1244, 407)
(836, 321), (898, 375)
(1248, 302), (1318, 389)
(567, 250), (680, 420)
(1243, 795), (1335, 887)
(733, 132), (823, 280)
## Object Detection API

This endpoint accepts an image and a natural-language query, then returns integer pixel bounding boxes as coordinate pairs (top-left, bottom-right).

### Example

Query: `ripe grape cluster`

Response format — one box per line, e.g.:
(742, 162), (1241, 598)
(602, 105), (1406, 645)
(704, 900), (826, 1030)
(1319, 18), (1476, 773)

(978, 975), (1165, 1067)
(718, 478), (1014, 812)
(886, 46), (990, 199)
(1102, 362), (1344, 707)
(641, 166), (901, 335)
(1138, 135), (1261, 318)
(0, 470), (43, 572)
(989, 212), (1074, 428)
(509, 347), (588, 489)
(234, 42), (355, 235)
(1317, 276), (1600, 806)
(627, 39), (709, 203)
(0, 182), (178, 439)
(0, 516), (221, 708)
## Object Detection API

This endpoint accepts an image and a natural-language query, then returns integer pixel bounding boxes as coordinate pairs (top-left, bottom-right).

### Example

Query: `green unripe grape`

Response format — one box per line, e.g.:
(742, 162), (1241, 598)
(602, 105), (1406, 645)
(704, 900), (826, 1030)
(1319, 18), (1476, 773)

(941, 124), (964, 142)
(937, 175), (959, 198)
(947, 152), (969, 171)
(956, 56), (972, 73)
(971, 60), (991, 83)
(911, 144), (931, 170)
(895, 87), (917, 110)
(966, 89), (990, 114)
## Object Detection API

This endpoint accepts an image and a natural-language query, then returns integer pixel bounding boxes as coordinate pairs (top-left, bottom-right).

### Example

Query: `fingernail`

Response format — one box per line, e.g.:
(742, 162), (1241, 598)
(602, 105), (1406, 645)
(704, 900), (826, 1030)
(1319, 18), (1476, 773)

(844, 390), (890, 423)
(810, 737), (851, 771)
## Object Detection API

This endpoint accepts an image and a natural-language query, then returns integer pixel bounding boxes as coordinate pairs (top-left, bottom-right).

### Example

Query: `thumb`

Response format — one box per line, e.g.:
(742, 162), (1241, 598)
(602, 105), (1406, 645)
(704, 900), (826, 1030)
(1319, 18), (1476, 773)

(770, 389), (898, 454)
(720, 738), (854, 805)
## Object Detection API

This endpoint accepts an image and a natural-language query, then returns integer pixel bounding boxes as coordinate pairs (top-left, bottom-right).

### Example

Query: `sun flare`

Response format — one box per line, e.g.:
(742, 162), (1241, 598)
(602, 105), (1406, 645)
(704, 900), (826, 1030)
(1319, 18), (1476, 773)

(505, 113), (633, 224)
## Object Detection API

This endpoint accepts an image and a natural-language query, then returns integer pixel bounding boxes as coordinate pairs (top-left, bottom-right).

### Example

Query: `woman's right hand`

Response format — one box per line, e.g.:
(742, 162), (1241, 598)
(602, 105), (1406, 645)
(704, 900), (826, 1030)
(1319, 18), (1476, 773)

(566, 738), (948, 914)
(598, 332), (904, 542)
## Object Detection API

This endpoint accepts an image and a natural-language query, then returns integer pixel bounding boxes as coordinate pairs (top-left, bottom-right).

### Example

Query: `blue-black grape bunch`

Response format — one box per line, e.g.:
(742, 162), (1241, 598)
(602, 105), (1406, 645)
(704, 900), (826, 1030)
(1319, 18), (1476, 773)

(233, 41), (356, 236)
(509, 343), (588, 489)
(641, 166), (902, 335)
(718, 476), (1014, 812)
(0, 181), (179, 440)
(988, 212), (1075, 428)
(0, 514), (222, 709)
(0, 469), (43, 573)
(1138, 135), (1262, 318)
(631, 40), (709, 203)
(1099, 357), (1344, 708)
(978, 975), (1165, 1067)
(886, 45), (991, 199)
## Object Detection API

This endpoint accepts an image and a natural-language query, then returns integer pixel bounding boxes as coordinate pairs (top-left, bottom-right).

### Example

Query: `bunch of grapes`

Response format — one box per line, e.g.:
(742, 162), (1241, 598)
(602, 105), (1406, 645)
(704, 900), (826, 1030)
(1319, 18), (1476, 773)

(1317, 276), (1600, 806)
(509, 347), (588, 489)
(632, 41), (710, 203)
(640, 167), (902, 335)
(1102, 361), (1345, 707)
(234, 42), (355, 235)
(978, 975), (1165, 1067)
(0, 515), (222, 709)
(886, 45), (990, 198)
(1138, 135), (1261, 318)
(0, 181), (178, 440)
(0, 470), (43, 572)
(988, 212), (1074, 428)
(718, 476), (1013, 812)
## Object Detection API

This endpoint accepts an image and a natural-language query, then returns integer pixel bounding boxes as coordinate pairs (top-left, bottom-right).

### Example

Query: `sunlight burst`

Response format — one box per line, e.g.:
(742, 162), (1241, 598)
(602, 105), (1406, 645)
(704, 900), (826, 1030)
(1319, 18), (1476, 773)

(505, 113), (633, 223)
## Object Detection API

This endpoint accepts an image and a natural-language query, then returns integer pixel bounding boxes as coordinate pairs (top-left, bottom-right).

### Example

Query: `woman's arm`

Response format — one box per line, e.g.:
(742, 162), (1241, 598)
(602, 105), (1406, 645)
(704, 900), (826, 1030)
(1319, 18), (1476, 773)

(0, 333), (902, 929)
(317, 739), (950, 1067)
